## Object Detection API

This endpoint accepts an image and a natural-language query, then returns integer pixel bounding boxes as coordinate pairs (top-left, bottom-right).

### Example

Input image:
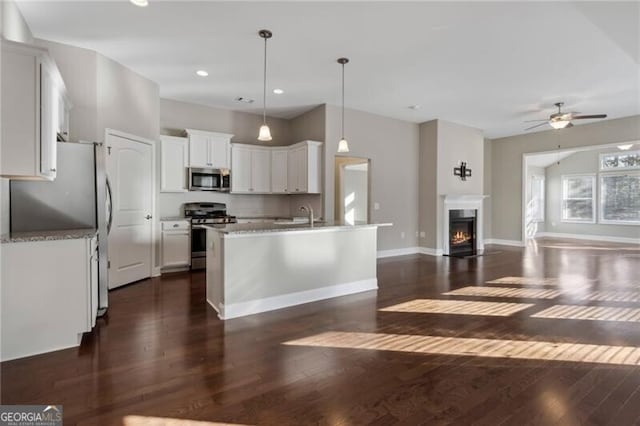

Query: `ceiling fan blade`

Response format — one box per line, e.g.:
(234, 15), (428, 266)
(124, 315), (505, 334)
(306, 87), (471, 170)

(523, 119), (549, 123)
(525, 122), (549, 131)
(572, 114), (607, 120)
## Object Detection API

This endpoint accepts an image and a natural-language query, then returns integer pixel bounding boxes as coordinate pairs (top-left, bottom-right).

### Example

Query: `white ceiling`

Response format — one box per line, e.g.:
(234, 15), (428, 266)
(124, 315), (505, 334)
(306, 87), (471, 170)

(16, 1), (640, 138)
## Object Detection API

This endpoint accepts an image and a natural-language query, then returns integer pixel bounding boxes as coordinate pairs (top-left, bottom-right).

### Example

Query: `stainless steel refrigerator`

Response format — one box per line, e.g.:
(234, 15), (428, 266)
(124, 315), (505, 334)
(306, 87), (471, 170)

(10, 141), (111, 316)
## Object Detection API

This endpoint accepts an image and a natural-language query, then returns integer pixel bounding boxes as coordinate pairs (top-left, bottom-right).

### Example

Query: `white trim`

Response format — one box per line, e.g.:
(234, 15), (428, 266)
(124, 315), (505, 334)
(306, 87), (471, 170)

(599, 150), (640, 172)
(377, 247), (421, 258)
(484, 238), (525, 247)
(376, 246), (444, 258)
(208, 279), (378, 320)
(185, 128), (234, 139)
(561, 174), (596, 224)
(441, 194), (488, 255)
(418, 247), (444, 256)
(536, 232), (640, 245)
(598, 171), (640, 225)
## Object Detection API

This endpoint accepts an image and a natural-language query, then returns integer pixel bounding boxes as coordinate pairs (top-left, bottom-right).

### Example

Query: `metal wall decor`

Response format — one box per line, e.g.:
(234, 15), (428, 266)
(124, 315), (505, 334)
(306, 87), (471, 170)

(454, 162), (472, 181)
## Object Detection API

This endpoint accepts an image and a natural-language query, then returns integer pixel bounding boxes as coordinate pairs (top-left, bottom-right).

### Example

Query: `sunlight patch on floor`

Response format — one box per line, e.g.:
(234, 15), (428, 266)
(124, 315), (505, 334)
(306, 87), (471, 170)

(486, 277), (560, 286)
(123, 416), (250, 426)
(379, 299), (534, 316)
(533, 305), (640, 323)
(443, 286), (560, 299)
(581, 290), (640, 303)
(284, 332), (640, 366)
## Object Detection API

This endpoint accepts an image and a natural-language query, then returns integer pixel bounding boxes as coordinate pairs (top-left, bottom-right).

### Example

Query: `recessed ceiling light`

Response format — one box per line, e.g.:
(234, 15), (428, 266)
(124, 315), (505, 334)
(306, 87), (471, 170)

(273, 89), (284, 95)
(130, 0), (148, 7)
(196, 70), (208, 77)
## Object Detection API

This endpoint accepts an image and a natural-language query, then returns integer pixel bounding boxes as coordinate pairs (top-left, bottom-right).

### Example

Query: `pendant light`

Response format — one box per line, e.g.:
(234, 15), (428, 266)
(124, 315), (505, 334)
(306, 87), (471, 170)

(258, 29), (273, 142)
(337, 57), (350, 153)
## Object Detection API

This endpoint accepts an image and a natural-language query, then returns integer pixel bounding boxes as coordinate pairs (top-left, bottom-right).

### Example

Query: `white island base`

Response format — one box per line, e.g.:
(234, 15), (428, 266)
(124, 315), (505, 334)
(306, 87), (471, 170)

(206, 224), (380, 319)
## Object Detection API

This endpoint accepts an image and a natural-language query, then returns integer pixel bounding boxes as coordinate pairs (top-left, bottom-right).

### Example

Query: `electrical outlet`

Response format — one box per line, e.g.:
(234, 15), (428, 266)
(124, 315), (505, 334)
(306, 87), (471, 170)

(401, 232), (405, 239)
(374, 202), (380, 210)
(420, 231), (426, 238)
(415, 231), (419, 237)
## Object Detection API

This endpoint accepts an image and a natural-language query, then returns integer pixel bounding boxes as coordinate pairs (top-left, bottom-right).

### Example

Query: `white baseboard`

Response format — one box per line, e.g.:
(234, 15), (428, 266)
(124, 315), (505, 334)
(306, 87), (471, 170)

(152, 267), (162, 277)
(377, 246), (443, 258)
(484, 238), (525, 247)
(418, 247), (444, 256)
(535, 232), (640, 245)
(208, 278), (378, 320)
(377, 247), (421, 258)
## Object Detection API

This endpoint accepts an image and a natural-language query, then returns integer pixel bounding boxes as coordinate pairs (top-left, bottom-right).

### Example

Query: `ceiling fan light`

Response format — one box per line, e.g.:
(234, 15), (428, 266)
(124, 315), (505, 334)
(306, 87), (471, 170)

(337, 138), (350, 153)
(550, 119), (571, 129)
(258, 124), (272, 141)
(618, 144), (634, 150)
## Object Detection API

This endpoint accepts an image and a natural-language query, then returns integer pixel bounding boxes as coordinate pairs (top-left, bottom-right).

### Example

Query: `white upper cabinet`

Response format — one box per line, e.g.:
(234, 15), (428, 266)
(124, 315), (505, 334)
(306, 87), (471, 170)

(231, 144), (271, 193)
(160, 135), (188, 192)
(1, 40), (70, 181)
(287, 141), (322, 194)
(185, 129), (233, 169)
(271, 149), (289, 193)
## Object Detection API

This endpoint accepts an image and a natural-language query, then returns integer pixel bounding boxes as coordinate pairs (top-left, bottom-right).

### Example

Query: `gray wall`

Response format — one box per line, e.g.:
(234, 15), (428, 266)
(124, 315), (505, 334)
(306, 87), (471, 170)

(545, 147), (640, 239)
(324, 104), (420, 251)
(418, 119), (485, 250)
(483, 139), (493, 239)
(491, 115), (640, 242)
(160, 98), (291, 146)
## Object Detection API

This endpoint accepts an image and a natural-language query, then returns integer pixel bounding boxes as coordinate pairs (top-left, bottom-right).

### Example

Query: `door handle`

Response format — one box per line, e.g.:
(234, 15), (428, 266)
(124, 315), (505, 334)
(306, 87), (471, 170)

(145, 215), (152, 220)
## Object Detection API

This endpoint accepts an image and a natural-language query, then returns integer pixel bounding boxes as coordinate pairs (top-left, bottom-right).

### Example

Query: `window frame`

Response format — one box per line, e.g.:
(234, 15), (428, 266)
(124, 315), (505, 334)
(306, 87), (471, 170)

(598, 171), (640, 226)
(599, 150), (640, 172)
(530, 174), (545, 223)
(561, 174), (596, 224)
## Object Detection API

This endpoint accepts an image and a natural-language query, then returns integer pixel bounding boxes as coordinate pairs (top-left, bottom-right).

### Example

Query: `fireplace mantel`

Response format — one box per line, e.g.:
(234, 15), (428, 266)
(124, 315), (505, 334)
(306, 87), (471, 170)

(441, 194), (489, 256)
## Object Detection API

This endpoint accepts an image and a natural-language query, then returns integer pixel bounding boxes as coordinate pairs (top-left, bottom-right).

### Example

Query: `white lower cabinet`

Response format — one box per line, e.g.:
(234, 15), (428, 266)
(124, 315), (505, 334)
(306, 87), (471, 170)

(1, 235), (97, 361)
(161, 220), (191, 269)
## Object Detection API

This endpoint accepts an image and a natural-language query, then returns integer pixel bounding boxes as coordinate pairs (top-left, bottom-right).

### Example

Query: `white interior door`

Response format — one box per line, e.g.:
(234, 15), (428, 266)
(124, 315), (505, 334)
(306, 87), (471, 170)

(106, 132), (153, 289)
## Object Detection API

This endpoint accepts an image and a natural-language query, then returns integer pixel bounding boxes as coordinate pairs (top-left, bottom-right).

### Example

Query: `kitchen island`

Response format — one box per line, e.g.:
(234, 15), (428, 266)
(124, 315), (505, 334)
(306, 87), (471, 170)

(205, 222), (388, 319)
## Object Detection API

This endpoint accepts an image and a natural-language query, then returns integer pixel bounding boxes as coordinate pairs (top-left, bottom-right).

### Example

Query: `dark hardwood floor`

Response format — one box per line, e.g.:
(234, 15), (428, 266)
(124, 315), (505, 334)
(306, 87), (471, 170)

(2, 238), (640, 425)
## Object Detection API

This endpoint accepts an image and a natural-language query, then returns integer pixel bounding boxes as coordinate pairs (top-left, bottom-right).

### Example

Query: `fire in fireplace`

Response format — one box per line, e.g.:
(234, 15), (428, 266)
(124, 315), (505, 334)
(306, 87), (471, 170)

(449, 209), (477, 257)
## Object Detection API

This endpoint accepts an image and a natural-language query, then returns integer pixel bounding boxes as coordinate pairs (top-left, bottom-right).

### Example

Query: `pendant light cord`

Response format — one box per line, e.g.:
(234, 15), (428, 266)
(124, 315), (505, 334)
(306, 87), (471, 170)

(263, 36), (268, 125)
(341, 62), (345, 139)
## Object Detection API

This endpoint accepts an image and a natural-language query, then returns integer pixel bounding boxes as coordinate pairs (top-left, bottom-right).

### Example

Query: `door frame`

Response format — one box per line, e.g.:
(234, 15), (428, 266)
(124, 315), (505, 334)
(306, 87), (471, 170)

(105, 128), (159, 280)
(334, 156), (371, 224)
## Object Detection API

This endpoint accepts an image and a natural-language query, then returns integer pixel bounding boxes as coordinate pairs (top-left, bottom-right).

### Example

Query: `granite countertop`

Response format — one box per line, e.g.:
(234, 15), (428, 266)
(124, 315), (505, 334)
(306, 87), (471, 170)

(206, 221), (391, 235)
(1, 228), (98, 244)
(160, 217), (191, 222)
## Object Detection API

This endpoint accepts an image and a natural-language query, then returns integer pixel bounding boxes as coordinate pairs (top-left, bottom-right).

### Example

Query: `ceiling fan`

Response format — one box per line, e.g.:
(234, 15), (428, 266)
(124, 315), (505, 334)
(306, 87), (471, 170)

(524, 102), (607, 131)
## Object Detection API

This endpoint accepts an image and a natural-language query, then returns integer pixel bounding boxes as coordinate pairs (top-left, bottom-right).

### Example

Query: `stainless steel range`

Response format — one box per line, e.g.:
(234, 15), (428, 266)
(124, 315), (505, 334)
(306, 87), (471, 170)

(184, 202), (236, 270)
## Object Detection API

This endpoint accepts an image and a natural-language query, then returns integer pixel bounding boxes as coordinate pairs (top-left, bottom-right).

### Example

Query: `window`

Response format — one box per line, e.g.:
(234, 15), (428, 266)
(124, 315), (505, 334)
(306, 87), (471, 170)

(599, 172), (640, 224)
(530, 175), (545, 222)
(562, 175), (596, 223)
(600, 150), (640, 171)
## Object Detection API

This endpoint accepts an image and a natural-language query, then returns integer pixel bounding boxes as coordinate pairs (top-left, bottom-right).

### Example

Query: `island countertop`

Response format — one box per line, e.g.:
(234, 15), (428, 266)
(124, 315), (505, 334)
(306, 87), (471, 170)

(0, 228), (98, 244)
(205, 221), (392, 236)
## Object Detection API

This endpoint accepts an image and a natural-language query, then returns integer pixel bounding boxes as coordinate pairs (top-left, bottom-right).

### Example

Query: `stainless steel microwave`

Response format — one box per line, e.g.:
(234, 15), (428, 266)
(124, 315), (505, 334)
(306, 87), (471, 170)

(188, 168), (231, 192)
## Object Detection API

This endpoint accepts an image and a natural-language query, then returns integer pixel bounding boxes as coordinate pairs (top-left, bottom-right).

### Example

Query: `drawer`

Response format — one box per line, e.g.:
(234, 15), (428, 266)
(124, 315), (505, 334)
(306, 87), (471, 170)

(162, 220), (190, 230)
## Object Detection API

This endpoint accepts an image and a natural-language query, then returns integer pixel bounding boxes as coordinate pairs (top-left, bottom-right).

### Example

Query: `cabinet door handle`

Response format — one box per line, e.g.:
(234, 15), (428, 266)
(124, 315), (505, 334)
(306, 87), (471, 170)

(173, 224), (179, 228)
(145, 215), (152, 220)
(50, 168), (57, 172)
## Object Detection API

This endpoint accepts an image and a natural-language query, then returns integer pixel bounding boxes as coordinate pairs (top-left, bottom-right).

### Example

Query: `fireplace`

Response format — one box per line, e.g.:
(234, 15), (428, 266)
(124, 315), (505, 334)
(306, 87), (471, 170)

(448, 209), (477, 257)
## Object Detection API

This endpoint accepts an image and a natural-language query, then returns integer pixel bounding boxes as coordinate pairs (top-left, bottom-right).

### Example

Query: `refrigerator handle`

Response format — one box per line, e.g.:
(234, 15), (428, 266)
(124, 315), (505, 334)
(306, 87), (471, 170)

(106, 176), (113, 235)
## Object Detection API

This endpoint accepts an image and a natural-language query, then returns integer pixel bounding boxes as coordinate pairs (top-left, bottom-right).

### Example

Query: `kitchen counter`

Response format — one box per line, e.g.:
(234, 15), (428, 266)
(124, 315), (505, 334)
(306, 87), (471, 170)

(206, 221), (391, 236)
(206, 222), (386, 319)
(0, 228), (98, 244)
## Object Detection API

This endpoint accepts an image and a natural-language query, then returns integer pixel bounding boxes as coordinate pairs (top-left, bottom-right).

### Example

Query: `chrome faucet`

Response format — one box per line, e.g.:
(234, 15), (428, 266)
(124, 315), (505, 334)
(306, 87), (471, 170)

(299, 204), (314, 227)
